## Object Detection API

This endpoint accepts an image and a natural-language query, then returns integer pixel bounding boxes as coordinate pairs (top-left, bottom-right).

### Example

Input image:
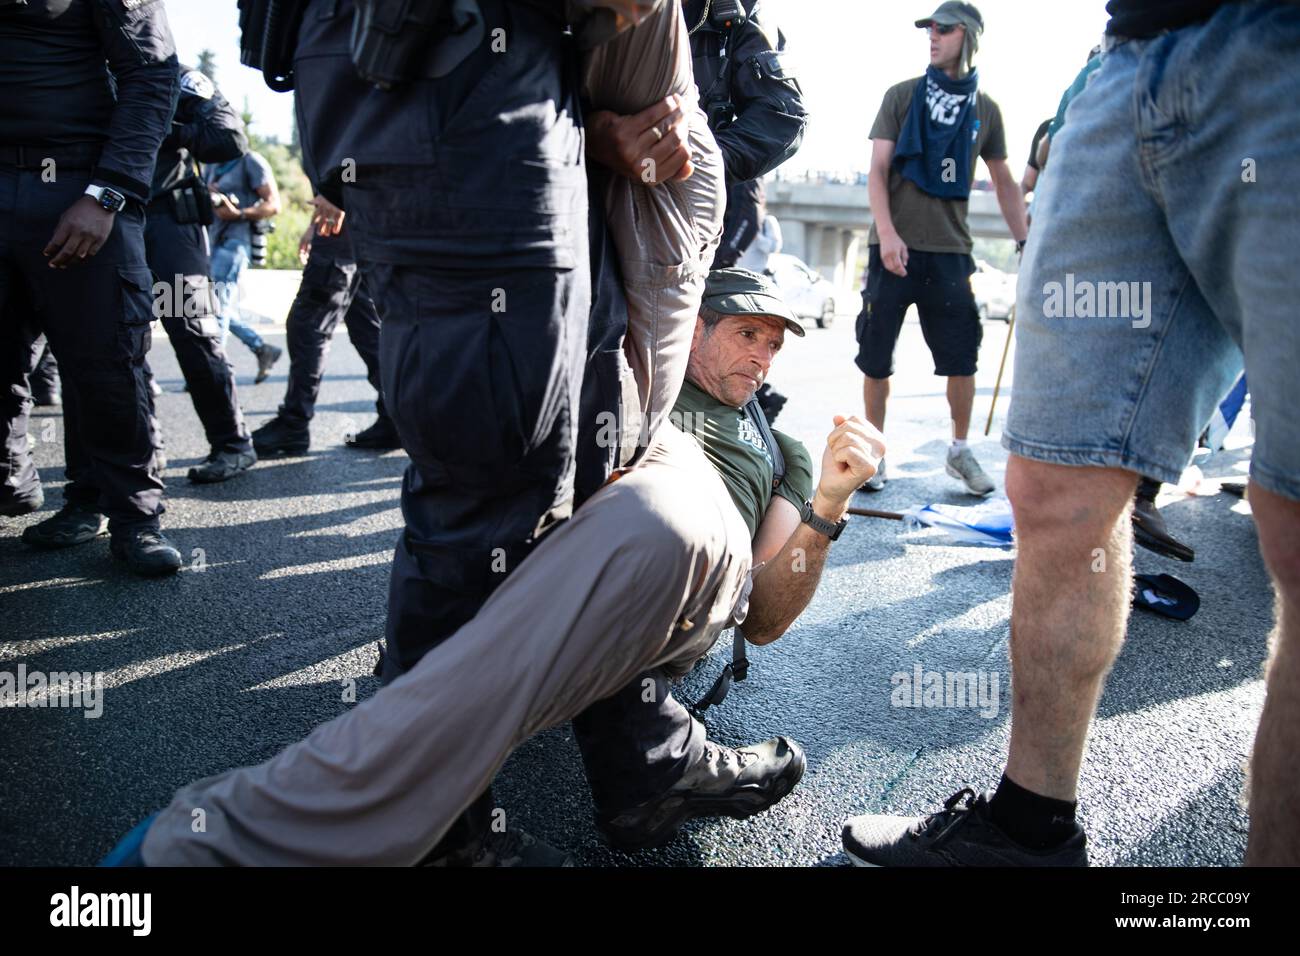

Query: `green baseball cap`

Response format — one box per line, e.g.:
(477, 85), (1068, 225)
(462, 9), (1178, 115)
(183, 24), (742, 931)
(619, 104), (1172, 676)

(915, 1), (984, 33)
(703, 268), (805, 337)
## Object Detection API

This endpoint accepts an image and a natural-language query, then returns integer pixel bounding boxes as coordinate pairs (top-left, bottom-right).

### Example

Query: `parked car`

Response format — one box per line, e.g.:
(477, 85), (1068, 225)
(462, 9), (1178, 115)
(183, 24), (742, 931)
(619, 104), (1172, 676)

(767, 253), (838, 328)
(970, 258), (1016, 321)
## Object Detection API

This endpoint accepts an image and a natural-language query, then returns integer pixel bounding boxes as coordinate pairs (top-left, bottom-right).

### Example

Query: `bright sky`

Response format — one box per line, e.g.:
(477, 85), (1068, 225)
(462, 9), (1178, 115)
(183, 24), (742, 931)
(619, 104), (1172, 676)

(166, 0), (1111, 175)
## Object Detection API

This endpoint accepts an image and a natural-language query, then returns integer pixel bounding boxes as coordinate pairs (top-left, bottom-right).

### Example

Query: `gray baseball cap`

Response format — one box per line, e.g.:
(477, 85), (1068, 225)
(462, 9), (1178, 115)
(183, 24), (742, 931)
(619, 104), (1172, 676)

(915, 1), (984, 33)
(703, 268), (805, 337)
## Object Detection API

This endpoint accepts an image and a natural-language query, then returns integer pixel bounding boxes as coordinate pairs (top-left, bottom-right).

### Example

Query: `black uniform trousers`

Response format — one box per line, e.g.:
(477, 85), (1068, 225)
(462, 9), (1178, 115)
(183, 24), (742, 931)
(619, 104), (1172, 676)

(29, 338), (59, 401)
(278, 230), (387, 429)
(0, 165), (163, 527)
(143, 202), (252, 455)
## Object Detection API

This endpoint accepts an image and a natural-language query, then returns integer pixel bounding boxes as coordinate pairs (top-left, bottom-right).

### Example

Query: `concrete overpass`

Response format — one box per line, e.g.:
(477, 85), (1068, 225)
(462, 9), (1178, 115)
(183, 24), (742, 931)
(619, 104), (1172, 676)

(766, 180), (1013, 291)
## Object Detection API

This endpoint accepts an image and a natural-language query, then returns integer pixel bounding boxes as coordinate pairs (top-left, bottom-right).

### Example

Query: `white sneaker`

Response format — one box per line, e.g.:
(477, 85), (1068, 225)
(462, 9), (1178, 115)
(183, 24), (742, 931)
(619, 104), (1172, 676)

(860, 457), (887, 493)
(946, 446), (995, 496)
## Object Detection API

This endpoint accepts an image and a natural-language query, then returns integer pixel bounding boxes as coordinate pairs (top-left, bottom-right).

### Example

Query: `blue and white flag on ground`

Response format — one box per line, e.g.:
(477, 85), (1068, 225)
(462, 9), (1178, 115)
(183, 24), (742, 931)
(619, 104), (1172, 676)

(1205, 372), (1248, 451)
(902, 496), (1014, 547)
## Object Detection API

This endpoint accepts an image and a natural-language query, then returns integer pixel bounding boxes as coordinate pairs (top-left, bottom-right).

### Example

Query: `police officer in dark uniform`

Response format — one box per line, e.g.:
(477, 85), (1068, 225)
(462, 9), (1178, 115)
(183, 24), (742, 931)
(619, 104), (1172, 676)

(238, 0), (620, 862)
(250, 193), (396, 456)
(148, 64), (259, 484)
(685, 0), (807, 267)
(0, 0), (183, 576)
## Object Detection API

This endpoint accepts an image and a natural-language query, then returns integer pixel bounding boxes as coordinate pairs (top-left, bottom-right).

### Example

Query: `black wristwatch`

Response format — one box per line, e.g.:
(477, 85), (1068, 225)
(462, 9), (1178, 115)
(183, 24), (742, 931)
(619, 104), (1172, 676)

(84, 184), (127, 214)
(800, 499), (847, 541)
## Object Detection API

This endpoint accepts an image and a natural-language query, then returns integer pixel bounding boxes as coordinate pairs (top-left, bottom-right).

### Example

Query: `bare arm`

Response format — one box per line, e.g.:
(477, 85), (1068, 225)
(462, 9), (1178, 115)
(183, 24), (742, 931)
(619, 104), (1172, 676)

(1020, 164), (1038, 197)
(869, 139), (908, 277)
(988, 158), (1027, 244)
(743, 416), (886, 646)
(242, 181), (281, 221)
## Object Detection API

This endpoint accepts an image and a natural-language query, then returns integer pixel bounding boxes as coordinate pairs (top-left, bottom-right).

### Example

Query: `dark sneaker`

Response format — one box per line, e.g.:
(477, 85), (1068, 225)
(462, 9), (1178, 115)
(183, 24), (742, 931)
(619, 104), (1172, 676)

(597, 733), (806, 852)
(0, 486), (44, 517)
(187, 449), (257, 484)
(841, 788), (1088, 867)
(253, 343), (283, 384)
(110, 527), (182, 577)
(345, 417), (402, 451)
(252, 416), (310, 456)
(21, 502), (108, 549)
(1132, 491), (1194, 562)
(423, 827), (573, 868)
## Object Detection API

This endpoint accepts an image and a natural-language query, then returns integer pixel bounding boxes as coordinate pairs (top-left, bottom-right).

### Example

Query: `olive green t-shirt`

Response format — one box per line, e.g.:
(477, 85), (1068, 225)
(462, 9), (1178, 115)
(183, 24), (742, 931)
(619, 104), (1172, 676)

(671, 379), (814, 540)
(867, 76), (1008, 254)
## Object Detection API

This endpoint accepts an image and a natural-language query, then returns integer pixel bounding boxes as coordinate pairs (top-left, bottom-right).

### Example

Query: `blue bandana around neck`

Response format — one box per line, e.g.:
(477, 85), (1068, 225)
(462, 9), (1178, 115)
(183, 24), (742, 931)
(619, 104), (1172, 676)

(893, 66), (981, 200)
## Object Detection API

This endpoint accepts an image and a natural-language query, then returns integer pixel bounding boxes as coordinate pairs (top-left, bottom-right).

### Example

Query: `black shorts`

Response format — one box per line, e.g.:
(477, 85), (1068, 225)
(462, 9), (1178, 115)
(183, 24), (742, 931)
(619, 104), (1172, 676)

(853, 246), (983, 379)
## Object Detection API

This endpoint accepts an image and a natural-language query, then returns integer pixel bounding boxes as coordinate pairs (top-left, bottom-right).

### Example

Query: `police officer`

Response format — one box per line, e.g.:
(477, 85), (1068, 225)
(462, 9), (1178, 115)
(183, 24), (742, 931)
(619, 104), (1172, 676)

(148, 64), (258, 484)
(251, 193), (396, 455)
(0, 0), (183, 576)
(689, 0), (808, 267)
(247, 0), (632, 863)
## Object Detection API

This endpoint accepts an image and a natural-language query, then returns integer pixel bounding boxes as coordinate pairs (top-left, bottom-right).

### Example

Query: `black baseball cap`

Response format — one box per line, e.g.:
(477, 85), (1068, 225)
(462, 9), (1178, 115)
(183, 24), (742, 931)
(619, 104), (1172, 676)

(703, 268), (805, 337)
(915, 1), (984, 33)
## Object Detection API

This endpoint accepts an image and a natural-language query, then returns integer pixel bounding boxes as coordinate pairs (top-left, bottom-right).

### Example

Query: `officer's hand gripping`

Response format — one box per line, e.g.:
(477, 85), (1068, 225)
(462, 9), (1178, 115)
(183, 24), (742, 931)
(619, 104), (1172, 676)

(586, 94), (695, 186)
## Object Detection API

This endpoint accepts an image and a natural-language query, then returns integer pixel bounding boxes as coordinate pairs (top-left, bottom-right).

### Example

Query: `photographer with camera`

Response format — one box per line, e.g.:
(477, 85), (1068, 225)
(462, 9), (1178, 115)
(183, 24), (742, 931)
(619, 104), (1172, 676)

(205, 148), (283, 383)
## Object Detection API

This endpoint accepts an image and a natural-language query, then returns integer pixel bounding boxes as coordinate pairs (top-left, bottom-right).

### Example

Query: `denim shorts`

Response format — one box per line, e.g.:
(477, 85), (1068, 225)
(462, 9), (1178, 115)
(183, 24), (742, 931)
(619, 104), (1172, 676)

(1005, 0), (1300, 501)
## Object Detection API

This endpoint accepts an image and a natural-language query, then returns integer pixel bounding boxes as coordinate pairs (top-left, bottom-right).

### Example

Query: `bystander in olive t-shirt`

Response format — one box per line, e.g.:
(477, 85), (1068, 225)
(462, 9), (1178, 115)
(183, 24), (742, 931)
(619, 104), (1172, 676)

(868, 76), (1008, 254)
(671, 379), (814, 540)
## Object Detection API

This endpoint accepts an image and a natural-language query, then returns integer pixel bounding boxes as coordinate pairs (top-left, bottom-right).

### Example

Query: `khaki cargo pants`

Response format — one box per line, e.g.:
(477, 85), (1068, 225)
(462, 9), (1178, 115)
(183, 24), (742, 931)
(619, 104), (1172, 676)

(142, 426), (751, 864)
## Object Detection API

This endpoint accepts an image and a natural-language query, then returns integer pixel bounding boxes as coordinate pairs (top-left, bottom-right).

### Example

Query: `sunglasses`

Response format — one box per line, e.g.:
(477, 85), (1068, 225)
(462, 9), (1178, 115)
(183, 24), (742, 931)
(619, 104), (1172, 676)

(922, 22), (961, 35)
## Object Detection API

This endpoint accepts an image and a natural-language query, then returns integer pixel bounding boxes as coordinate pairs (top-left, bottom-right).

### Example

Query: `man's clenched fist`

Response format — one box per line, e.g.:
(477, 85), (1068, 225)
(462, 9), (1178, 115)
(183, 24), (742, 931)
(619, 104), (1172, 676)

(816, 415), (886, 506)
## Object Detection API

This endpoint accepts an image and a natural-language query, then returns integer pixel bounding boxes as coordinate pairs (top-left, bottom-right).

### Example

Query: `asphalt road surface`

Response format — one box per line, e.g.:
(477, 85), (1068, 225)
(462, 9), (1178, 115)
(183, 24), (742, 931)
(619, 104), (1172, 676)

(0, 304), (1267, 867)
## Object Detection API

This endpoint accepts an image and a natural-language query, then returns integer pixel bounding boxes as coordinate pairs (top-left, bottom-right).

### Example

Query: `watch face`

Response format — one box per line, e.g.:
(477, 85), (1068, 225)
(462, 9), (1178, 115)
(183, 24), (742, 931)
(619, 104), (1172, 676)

(100, 189), (126, 213)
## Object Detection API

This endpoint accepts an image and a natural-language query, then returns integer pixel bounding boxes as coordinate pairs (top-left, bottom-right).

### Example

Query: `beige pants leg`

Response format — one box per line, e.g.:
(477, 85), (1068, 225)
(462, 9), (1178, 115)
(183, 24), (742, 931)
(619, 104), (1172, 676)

(141, 427), (750, 865)
(584, 0), (726, 444)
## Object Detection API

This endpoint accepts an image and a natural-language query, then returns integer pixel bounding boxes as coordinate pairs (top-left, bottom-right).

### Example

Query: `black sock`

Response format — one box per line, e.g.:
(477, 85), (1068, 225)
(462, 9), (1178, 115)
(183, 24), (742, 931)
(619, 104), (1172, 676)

(989, 773), (1078, 850)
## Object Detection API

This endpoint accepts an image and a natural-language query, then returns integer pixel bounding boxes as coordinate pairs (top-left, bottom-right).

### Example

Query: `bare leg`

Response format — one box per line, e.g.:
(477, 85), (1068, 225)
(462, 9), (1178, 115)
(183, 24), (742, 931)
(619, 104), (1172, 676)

(1244, 482), (1300, 865)
(1003, 456), (1138, 801)
(864, 375), (889, 434)
(947, 374), (975, 441)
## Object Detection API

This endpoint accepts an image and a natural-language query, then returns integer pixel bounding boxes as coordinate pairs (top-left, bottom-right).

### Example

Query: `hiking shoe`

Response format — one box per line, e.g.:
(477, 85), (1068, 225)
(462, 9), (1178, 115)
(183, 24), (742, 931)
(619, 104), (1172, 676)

(188, 449), (257, 484)
(21, 502), (108, 549)
(859, 457), (887, 493)
(110, 527), (182, 577)
(597, 731), (806, 852)
(253, 343), (282, 384)
(345, 417), (402, 451)
(423, 827), (573, 868)
(1132, 490), (1194, 562)
(946, 446), (995, 496)
(252, 416), (310, 456)
(842, 788), (1088, 867)
(0, 486), (43, 517)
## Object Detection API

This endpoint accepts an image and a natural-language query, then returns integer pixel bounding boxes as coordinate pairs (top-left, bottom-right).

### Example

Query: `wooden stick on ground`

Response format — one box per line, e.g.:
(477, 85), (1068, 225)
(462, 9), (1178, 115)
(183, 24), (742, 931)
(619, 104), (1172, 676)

(847, 506), (905, 521)
(984, 305), (1016, 436)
